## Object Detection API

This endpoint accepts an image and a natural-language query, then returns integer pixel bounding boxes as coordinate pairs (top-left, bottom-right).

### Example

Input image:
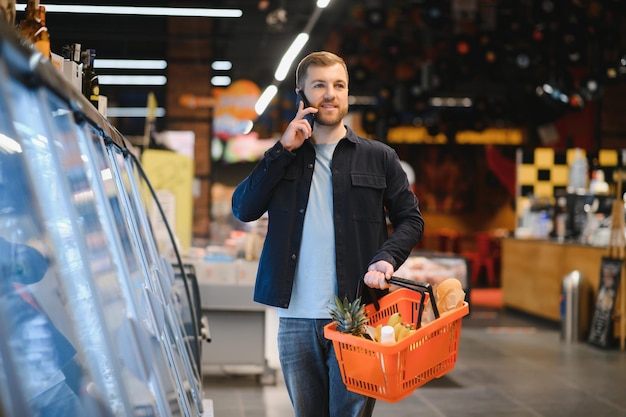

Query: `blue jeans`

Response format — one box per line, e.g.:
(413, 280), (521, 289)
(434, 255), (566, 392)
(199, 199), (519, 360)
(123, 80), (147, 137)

(277, 318), (374, 417)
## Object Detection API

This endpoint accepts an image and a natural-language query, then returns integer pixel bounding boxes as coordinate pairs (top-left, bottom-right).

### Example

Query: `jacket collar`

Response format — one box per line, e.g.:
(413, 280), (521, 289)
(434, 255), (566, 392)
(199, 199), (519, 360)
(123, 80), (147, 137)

(305, 125), (356, 151)
(344, 125), (359, 143)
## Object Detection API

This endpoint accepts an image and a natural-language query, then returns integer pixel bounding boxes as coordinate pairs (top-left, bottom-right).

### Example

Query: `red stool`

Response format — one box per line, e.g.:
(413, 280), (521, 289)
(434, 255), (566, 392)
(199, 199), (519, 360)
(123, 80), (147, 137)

(462, 232), (498, 287)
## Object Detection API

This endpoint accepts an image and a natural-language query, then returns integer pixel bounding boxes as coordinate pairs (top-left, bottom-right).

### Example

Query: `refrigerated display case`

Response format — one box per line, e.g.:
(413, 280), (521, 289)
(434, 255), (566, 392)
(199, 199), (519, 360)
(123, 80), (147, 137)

(0, 20), (207, 417)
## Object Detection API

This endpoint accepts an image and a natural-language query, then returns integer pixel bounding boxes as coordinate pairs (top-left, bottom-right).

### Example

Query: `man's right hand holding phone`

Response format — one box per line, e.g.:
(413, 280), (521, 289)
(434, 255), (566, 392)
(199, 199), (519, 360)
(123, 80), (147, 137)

(280, 92), (318, 152)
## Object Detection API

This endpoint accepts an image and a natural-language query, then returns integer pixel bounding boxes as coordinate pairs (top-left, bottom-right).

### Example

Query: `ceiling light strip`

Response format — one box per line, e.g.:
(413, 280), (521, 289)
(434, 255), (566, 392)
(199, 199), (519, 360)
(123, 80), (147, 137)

(255, 3), (329, 115)
(95, 59), (167, 70)
(274, 33), (310, 82)
(211, 76), (231, 86)
(15, 4), (243, 18)
(255, 85), (278, 116)
(99, 75), (167, 86)
(211, 61), (232, 71)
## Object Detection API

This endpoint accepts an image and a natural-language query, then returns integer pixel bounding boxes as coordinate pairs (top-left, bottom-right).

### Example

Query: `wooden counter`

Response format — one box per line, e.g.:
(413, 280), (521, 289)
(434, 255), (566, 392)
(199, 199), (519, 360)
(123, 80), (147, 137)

(501, 238), (608, 332)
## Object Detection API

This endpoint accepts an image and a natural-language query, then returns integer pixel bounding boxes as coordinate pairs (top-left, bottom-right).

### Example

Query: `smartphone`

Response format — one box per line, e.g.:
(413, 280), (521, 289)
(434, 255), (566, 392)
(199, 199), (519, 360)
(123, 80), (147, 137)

(296, 91), (315, 129)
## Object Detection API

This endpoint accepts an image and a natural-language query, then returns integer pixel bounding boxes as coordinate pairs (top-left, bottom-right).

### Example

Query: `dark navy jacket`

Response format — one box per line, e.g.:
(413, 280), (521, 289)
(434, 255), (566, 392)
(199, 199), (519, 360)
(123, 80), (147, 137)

(232, 126), (424, 308)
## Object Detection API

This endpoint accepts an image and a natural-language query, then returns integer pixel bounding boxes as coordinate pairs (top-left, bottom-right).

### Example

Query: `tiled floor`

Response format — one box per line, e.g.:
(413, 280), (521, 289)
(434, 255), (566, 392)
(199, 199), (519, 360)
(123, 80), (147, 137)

(202, 306), (626, 417)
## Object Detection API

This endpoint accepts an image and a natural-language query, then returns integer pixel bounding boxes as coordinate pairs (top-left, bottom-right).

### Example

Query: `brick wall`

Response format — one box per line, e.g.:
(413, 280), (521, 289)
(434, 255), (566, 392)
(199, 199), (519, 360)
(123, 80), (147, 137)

(166, 17), (213, 239)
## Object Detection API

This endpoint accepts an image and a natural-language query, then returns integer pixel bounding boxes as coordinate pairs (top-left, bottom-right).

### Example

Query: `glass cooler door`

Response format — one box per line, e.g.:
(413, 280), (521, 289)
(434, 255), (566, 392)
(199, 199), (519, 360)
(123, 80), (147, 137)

(126, 154), (202, 385)
(105, 145), (203, 415)
(0, 21), (205, 415)
(84, 124), (190, 417)
(130, 159), (204, 373)
(0, 61), (130, 417)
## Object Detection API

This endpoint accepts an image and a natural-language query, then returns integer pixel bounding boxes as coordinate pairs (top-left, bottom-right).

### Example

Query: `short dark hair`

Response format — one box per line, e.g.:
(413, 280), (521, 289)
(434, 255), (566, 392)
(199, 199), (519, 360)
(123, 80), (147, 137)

(295, 51), (348, 90)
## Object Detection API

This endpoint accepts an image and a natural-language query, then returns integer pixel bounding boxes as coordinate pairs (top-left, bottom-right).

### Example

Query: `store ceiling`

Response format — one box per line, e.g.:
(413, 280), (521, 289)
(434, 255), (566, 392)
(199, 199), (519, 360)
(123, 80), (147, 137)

(34, 0), (351, 135)
(210, 0), (351, 87)
(24, 1), (626, 140)
(43, 0), (350, 89)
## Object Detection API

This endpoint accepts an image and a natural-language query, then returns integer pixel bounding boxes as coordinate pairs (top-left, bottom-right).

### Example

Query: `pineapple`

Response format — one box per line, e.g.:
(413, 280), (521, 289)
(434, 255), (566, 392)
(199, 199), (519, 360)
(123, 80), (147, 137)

(328, 295), (368, 338)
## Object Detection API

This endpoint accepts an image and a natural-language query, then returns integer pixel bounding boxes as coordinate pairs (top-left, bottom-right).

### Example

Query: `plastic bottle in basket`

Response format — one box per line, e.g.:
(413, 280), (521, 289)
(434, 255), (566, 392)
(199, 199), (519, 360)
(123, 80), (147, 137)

(380, 325), (395, 344)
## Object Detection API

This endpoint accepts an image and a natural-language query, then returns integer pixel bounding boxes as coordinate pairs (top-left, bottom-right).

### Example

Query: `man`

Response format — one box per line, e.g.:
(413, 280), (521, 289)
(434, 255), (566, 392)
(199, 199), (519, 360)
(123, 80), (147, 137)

(232, 51), (424, 417)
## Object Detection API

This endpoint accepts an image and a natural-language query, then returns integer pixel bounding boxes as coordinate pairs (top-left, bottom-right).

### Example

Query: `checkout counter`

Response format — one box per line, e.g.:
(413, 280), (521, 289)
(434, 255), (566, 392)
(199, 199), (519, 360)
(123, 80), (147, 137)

(501, 237), (623, 343)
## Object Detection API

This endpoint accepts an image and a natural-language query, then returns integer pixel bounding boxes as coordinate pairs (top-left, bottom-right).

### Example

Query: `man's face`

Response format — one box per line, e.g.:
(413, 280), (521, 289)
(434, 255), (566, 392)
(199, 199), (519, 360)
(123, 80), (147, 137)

(302, 63), (349, 127)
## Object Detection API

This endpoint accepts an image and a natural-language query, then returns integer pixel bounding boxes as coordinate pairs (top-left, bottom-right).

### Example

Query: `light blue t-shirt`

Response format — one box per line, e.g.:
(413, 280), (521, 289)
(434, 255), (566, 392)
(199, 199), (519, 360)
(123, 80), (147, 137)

(277, 142), (338, 319)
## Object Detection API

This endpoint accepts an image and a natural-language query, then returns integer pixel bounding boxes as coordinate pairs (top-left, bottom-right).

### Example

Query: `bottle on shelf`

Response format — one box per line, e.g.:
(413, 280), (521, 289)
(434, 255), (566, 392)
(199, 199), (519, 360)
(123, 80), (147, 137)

(81, 49), (100, 105)
(0, 1), (16, 26)
(589, 169), (609, 195)
(38, 5), (47, 29)
(61, 43), (82, 64)
(17, 0), (50, 58)
(554, 196), (568, 242)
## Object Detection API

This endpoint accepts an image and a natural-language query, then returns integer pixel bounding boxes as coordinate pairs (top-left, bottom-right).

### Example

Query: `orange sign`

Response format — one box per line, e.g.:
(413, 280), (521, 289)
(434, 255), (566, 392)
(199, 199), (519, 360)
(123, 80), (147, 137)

(213, 79), (261, 137)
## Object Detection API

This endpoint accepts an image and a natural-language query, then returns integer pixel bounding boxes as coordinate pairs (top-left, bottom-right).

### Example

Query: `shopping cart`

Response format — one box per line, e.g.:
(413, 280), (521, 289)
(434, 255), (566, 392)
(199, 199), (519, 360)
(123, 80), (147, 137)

(324, 276), (469, 403)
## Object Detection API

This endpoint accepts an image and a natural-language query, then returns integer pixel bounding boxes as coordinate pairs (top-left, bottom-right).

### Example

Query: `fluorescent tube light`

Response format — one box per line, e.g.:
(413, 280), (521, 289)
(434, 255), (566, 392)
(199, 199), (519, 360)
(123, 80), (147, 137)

(98, 75), (167, 85)
(274, 33), (309, 82)
(212, 61), (233, 71)
(255, 85), (278, 115)
(94, 59), (167, 70)
(211, 76), (231, 86)
(428, 97), (472, 108)
(15, 4), (243, 18)
(106, 107), (166, 118)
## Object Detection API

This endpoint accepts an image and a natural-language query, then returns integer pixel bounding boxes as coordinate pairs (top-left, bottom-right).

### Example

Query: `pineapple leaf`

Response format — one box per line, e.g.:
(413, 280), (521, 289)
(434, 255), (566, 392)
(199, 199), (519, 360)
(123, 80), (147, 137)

(328, 295), (368, 337)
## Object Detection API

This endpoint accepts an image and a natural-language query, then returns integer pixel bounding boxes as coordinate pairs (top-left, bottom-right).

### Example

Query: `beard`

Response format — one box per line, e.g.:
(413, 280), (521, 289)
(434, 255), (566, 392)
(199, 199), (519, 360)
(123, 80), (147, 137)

(314, 103), (349, 127)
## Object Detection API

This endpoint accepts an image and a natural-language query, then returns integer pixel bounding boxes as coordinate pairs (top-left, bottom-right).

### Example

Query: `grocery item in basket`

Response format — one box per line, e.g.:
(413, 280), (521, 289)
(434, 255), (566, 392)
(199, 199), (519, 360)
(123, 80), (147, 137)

(328, 295), (368, 337)
(421, 301), (436, 324)
(420, 277), (465, 324)
(436, 278), (466, 312)
(372, 317), (416, 343)
(323, 287), (470, 402)
(380, 325), (395, 344)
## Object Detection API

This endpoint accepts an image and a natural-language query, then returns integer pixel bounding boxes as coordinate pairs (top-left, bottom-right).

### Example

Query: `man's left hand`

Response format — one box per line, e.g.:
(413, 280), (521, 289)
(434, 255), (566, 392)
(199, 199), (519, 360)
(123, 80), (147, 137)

(364, 260), (394, 290)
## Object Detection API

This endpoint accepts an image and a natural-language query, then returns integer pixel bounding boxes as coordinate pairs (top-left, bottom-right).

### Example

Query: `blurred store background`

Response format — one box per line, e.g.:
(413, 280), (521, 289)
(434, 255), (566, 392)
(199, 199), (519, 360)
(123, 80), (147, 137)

(14, 0), (626, 260)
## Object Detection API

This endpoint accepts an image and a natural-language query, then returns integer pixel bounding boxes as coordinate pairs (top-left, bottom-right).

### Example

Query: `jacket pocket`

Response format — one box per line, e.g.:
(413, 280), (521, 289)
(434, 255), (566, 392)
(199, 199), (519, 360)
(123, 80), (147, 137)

(351, 173), (386, 189)
(350, 173), (385, 222)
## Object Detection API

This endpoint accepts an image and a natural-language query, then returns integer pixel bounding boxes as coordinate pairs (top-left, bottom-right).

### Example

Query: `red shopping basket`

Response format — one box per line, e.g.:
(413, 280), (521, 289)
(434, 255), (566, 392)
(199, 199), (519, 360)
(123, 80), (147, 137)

(324, 277), (469, 402)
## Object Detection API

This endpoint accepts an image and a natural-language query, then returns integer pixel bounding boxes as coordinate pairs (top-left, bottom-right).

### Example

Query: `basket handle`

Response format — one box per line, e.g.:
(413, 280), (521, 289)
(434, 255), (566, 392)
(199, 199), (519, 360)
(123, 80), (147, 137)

(388, 276), (440, 323)
(359, 276), (440, 328)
